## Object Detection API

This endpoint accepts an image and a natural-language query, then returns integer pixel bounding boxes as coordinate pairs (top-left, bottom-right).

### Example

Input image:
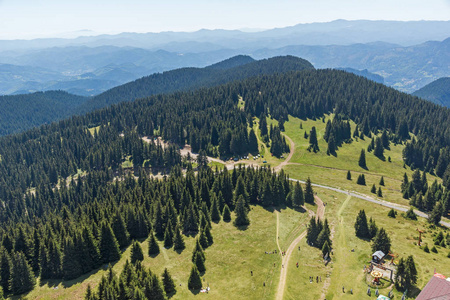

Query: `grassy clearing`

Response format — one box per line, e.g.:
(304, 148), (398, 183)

(282, 115), (441, 206)
(24, 205), (309, 300)
(283, 187), (450, 300)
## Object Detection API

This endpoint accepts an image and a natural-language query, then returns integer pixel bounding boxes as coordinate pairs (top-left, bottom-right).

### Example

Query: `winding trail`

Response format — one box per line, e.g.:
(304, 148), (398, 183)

(275, 195), (325, 300)
(289, 178), (450, 229)
(274, 134), (295, 172)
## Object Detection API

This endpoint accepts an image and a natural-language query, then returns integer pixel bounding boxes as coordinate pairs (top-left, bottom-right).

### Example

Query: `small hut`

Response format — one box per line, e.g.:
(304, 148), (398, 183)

(372, 251), (385, 263)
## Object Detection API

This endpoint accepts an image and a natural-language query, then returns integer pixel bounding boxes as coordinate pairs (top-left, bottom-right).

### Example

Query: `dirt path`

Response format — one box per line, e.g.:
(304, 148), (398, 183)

(275, 195), (325, 300)
(274, 133), (295, 172)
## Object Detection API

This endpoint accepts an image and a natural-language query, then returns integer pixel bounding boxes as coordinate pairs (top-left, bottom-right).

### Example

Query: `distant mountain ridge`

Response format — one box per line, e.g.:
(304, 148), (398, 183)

(413, 77), (450, 107)
(0, 55), (314, 136)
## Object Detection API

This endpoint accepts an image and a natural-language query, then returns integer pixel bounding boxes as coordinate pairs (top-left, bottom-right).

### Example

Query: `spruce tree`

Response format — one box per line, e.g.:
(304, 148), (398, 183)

(198, 229), (209, 249)
(112, 213), (131, 249)
(248, 129), (258, 154)
(10, 251), (36, 295)
(316, 219), (332, 249)
(204, 225), (213, 246)
(164, 223), (174, 249)
(371, 184), (376, 193)
(354, 210), (370, 239)
(173, 225), (185, 251)
(428, 202), (443, 225)
(234, 195), (250, 227)
(368, 217), (378, 239)
(304, 177), (315, 204)
(222, 204), (231, 222)
(99, 223), (121, 263)
(210, 195), (221, 223)
(387, 209), (396, 218)
(371, 228), (391, 254)
(374, 137), (384, 158)
(358, 149), (367, 169)
(308, 127), (319, 152)
(62, 237), (83, 280)
(0, 249), (12, 293)
(379, 176), (385, 186)
(405, 255), (418, 288)
(148, 230), (160, 256)
(306, 217), (319, 246)
(292, 181), (304, 207)
(347, 170), (351, 180)
(192, 239), (205, 263)
(377, 187), (383, 197)
(131, 241), (144, 264)
(188, 265), (202, 290)
(322, 240), (331, 258)
(146, 274), (166, 300)
(162, 268), (176, 296)
(193, 252), (206, 273)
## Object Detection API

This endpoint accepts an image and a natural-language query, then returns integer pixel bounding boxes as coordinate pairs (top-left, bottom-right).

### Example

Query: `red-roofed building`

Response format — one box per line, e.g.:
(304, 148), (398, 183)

(416, 273), (450, 300)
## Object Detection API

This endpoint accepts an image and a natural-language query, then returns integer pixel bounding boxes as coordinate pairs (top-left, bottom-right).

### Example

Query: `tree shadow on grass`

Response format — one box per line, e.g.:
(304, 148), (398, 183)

(234, 225), (249, 231)
(189, 288), (201, 295)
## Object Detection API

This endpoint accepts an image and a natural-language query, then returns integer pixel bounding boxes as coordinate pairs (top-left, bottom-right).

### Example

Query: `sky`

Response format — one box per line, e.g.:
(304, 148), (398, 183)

(0, 0), (449, 39)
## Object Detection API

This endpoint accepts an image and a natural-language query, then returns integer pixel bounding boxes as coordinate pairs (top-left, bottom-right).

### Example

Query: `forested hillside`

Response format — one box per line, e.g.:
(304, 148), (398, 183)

(0, 91), (87, 135)
(413, 77), (450, 107)
(77, 55), (314, 113)
(0, 55), (313, 136)
(1, 68), (450, 296)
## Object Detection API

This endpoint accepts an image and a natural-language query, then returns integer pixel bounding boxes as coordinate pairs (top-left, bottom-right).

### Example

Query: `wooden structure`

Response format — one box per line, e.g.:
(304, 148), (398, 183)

(417, 228), (425, 246)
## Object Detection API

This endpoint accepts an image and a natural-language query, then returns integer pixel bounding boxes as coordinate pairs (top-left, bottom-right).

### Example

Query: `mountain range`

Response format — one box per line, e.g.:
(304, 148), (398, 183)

(0, 20), (448, 96)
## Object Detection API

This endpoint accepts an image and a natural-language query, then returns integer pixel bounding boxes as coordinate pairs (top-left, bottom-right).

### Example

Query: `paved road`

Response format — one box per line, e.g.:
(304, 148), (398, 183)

(289, 178), (450, 229)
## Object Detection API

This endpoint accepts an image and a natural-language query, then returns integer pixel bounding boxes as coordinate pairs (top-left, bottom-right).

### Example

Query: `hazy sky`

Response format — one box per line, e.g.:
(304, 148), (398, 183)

(0, 0), (449, 39)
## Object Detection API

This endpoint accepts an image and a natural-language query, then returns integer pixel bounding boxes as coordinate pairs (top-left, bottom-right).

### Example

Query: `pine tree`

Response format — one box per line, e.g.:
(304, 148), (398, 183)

(371, 228), (391, 254)
(405, 255), (418, 288)
(222, 204), (231, 222)
(322, 240), (331, 258)
(148, 230), (160, 256)
(374, 137), (384, 158)
(204, 225), (213, 246)
(131, 241), (144, 264)
(377, 187), (383, 197)
(193, 252), (206, 273)
(173, 225), (185, 251)
(356, 174), (366, 185)
(234, 195), (250, 227)
(354, 210), (370, 239)
(248, 129), (258, 154)
(306, 217), (319, 246)
(0, 249), (12, 293)
(112, 213), (131, 249)
(10, 251), (36, 295)
(100, 223), (121, 263)
(316, 219), (332, 249)
(304, 177), (314, 204)
(428, 202), (443, 225)
(62, 237), (83, 280)
(164, 223), (174, 249)
(387, 209), (396, 218)
(188, 265), (202, 290)
(358, 149), (367, 169)
(368, 217), (378, 240)
(371, 184), (376, 193)
(292, 181), (304, 207)
(192, 239), (205, 263)
(405, 207), (417, 220)
(198, 229), (209, 249)
(308, 127), (319, 152)
(162, 268), (176, 296)
(347, 170), (351, 180)
(210, 195), (221, 223)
